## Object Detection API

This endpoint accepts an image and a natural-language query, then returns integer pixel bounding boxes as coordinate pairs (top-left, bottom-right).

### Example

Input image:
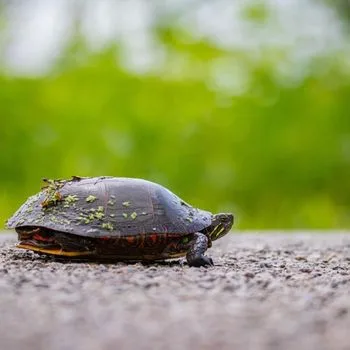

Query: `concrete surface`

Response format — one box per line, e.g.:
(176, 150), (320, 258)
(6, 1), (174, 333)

(0, 231), (350, 350)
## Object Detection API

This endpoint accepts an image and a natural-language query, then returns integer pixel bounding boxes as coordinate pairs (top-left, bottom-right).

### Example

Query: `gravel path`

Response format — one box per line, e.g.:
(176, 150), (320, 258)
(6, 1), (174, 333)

(1, 231), (350, 350)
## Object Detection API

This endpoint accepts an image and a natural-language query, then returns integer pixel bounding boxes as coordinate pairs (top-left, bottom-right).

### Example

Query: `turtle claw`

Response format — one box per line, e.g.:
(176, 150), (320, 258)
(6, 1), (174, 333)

(188, 256), (214, 268)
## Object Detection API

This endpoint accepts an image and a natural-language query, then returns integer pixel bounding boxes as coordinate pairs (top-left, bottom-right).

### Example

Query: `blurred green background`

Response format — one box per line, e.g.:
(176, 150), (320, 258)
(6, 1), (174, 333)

(1, 0), (350, 229)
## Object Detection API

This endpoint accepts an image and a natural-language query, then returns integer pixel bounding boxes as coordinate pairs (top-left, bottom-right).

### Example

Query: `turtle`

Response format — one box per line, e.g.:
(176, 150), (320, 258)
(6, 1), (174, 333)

(6, 176), (234, 267)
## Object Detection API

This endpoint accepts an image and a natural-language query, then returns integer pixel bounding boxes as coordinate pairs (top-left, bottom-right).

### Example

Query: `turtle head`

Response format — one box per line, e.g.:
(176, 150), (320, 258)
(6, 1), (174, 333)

(207, 213), (234, 241)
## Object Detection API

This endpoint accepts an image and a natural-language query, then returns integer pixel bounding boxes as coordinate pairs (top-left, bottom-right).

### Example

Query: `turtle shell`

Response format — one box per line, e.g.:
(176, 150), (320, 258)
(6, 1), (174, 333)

(7, 177), (212, 238)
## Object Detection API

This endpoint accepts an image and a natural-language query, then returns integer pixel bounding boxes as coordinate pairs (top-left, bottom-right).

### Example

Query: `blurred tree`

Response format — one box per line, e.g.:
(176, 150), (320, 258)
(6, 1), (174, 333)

(1, 0), (350, 229)
(326, 0), (350, 26)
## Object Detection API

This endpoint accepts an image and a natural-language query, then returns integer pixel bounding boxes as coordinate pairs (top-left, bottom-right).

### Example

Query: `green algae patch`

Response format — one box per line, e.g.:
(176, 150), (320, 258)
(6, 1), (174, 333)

(86, 195), (97, 203)
(94, 212), (105, 220)
(102, 222), (114, 230)
(64, 195), (79, 207)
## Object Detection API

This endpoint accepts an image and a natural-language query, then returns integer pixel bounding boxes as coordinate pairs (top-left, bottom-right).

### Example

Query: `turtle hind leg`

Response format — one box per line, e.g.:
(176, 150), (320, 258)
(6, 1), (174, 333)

(186, 232), (213, 267)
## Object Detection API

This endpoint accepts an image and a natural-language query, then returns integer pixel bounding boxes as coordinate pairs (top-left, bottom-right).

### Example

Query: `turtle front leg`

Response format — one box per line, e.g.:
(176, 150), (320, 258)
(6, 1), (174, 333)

(186, 232), (213, 267)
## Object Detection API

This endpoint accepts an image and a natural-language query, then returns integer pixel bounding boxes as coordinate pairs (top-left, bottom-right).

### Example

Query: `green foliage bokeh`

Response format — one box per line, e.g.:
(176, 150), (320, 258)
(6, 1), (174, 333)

(1, 18), (350, 229)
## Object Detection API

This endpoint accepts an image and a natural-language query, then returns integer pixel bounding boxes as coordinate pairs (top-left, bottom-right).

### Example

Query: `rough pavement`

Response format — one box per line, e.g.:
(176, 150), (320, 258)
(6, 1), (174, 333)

(0, 231), (350, 350)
